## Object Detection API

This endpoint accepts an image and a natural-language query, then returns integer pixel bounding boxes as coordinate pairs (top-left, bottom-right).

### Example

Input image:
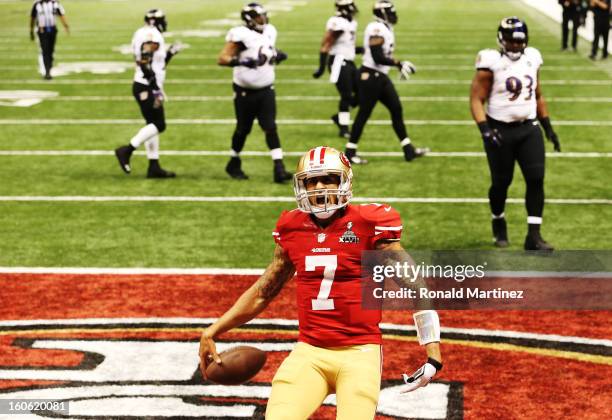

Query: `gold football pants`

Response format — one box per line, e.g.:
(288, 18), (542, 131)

(266, 342), (382, 420)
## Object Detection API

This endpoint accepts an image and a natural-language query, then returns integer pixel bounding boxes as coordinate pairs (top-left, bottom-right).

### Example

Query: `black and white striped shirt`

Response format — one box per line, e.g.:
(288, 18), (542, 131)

(31, 0), (65, 30)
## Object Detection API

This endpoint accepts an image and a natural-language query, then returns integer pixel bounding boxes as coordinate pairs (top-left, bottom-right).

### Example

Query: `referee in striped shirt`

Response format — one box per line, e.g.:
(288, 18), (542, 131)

(30, 0), (70, 80)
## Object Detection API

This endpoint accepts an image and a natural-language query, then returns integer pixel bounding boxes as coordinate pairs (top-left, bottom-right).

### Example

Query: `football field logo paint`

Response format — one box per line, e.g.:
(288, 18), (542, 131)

(0, 320), (457, 419)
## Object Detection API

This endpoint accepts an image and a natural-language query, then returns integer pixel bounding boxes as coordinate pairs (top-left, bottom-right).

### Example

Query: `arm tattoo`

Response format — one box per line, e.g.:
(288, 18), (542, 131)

(256, 247), (295, 301)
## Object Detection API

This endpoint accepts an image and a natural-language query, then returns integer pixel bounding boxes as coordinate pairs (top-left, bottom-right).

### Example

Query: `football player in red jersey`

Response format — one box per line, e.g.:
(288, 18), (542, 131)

(199, 146), (443, 419)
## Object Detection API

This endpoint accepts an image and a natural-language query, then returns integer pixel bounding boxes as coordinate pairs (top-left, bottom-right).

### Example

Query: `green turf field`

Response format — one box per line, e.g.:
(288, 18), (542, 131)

(0, 0), (610, 267)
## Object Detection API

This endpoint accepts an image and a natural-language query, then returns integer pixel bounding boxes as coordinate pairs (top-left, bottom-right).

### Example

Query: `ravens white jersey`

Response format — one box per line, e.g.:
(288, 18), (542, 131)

(226, 24), (277, 89)
(326, 16), (357, 61)
(132, 25), (166, 88)
(362, 21), (394, 74)
(476, 47), (543, 122)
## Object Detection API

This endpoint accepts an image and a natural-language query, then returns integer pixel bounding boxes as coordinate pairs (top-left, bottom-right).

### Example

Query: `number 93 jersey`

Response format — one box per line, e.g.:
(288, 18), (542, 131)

(272, 203), (403, 347)
(476, 47), (543, 122)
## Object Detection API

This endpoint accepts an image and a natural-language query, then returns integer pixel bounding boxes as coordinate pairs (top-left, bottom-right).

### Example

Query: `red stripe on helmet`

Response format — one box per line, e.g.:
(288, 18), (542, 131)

(309, 148), (315, 162)
(320, 147), (327, 164)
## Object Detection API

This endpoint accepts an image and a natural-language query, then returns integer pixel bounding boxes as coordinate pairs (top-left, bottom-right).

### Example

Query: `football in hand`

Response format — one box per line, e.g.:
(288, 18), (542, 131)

(203, 346), (267, 385)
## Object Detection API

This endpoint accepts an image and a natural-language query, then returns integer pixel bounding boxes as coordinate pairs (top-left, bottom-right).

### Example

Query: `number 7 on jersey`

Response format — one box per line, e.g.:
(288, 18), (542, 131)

(306, 255), (338, 311)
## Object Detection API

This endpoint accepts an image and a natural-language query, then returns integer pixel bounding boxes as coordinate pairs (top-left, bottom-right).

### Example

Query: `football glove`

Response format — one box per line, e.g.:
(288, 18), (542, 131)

(477, 121), (502, 147)
(271, 49), (288, 65)
(168, 42), (183, 56)
(401, 358), (443, 393)
(152, 89), (164, 109)
(398, 60), (416, 80)
(539, 117), (561, 152)
(313, 51), (328, 78)
(229, 57), (259, 68)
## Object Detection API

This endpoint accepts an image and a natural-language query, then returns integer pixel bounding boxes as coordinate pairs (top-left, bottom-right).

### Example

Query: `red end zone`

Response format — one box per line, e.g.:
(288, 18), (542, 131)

(0, 272), (611, 419)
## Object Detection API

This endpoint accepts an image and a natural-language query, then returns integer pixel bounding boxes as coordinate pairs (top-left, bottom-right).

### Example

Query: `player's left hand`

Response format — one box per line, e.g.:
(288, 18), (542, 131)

(398, 60), (416, 80)
(168, 42), (183, 56)
(547, 131), (561, 152)
(401, 358), (442, 393)
(271, 49), (288, 65)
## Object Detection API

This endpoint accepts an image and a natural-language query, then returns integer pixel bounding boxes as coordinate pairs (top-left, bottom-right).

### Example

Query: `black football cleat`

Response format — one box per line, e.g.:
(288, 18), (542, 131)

(492, 218), (509, 248)
(524, 233), (554, 251)
(226, 157), (249, 180)
(344, 148), (368, 165)
(147, 160), (176, 179)
(403, 144), (429, 162)
(273, 160), (292, 183)
(331, 114), (351, 139)
(114, 145), (134, 174)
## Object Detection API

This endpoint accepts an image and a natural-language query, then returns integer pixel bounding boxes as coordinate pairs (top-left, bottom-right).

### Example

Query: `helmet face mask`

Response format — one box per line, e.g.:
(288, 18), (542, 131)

(335, 0), (358, 19)
(373, 1), (398, 25)
(497, 17), (528, 60)
(145, 9), (167, 32)
(294, 147), (353, 219)
(241, 2), (268, 32)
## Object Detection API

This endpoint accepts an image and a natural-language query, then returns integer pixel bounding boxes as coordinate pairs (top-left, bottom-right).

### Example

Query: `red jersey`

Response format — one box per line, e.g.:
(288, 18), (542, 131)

(273, 203), (403, 347)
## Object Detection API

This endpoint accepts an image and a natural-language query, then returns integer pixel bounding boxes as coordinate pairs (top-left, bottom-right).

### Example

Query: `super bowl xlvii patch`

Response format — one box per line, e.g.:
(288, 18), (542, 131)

(339, 222), (359, 244)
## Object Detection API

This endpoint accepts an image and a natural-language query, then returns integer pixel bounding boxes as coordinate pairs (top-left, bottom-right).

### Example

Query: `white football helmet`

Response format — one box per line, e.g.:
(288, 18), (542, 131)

(294, 146), (353, 219)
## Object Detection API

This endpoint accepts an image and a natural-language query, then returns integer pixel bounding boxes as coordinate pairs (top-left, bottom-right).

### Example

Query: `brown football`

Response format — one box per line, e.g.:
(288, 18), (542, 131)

(203, 346), (267, 385)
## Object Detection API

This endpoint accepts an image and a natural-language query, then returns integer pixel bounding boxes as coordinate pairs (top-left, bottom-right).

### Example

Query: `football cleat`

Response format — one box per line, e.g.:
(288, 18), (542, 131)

(492, 218), (509, 247)
(344, 148), (368, 165)
(373, 0), (398, 25)
(497, 17), (528, 60)
(147, 160), (175, 178)
(273, 160), (292, 183)
(114, 145), (133, 174)
(145, 9), (167, 32)
(331, 114), (351, 139)
(403, 144), (428, 161)
(524, 233), (554, 251)
(226, 157), (249, 180)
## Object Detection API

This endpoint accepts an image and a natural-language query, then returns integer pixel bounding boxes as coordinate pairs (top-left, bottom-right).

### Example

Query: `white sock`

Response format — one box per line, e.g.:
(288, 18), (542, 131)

(338, 111), (351, 126)
(400, 138), (412, 146)
(270, 148), (283, 160)
(130, 124), (159, 149)
(230, 149), (240, 158)
(145, 135), (160, 160)
(527, 216), (542, 225)
(492, 213), (505, 219)
(345, 142), (358, 150)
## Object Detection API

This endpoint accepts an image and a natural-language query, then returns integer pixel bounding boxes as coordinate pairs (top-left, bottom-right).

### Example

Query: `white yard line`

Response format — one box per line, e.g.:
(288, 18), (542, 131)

(0, 150), (610, 158)
(0, 79), (610, 85)
(42, 95), (612, 103)
(0, 64), (605, 72)
(0, 196), (609, 204)
(0, 119), (610, 126)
